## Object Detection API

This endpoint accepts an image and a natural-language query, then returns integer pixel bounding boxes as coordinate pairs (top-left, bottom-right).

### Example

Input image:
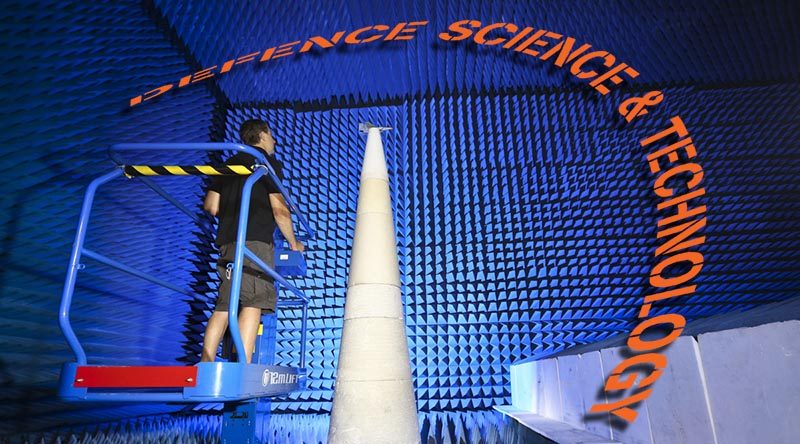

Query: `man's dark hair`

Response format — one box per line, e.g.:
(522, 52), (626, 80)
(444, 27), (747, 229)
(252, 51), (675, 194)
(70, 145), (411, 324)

(239, 119), (271, 146)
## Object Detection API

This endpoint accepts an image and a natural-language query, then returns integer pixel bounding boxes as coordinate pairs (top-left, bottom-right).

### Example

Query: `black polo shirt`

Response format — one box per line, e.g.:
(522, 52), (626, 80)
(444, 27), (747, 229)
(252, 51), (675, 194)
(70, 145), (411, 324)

(208, 151), (284, 247)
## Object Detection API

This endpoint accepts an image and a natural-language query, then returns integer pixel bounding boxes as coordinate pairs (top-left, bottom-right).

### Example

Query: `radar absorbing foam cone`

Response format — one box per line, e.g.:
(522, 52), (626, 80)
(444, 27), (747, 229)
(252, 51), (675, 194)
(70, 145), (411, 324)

(328, 125), (420, 444)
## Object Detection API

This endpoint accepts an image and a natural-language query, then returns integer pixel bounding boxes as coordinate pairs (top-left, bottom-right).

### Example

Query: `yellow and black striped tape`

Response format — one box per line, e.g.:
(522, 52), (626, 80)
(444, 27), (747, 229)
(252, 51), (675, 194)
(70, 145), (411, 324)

(124, 165), (254, 177)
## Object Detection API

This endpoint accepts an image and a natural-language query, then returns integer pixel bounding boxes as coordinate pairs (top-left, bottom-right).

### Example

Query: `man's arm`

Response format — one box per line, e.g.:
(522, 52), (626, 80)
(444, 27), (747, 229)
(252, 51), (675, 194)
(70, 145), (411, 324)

(269, 193), (304, 251)
(204, 190), (220, 216)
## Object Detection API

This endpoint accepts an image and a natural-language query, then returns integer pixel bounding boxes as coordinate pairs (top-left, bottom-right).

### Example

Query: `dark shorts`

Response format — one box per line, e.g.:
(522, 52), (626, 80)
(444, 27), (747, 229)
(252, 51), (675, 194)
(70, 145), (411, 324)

(214, 241), (276, 313)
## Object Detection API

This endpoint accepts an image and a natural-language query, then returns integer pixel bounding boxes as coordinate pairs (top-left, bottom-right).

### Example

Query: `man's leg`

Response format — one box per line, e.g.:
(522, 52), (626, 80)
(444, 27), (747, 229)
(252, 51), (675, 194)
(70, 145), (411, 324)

(201, 310), (229, 362)
(238, 306), (262, 363)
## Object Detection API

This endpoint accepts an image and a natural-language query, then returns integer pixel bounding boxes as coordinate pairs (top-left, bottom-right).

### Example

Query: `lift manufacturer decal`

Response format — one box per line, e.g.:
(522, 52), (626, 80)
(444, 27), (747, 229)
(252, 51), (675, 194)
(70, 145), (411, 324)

(262, 369), (300, 387)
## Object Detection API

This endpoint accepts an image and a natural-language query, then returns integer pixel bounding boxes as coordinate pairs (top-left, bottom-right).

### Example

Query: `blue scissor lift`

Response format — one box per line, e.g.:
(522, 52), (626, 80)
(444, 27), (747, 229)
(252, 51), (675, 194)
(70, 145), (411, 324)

(57, 143), (314, 442)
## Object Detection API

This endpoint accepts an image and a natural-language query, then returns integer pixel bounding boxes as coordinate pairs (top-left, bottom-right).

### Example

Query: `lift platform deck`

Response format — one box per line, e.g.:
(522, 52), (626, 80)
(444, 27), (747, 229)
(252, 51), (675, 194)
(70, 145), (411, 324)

(59, 362), (306, 402)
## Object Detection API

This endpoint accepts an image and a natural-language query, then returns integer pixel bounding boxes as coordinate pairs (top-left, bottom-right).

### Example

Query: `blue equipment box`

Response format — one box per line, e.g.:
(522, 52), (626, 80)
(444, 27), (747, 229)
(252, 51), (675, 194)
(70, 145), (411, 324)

(275, 249), (306, 276)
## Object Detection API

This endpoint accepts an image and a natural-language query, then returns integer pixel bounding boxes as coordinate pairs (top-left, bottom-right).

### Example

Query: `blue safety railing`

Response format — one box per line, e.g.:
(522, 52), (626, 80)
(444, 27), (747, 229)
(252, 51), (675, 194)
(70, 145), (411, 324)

(58, 143), (313, 368)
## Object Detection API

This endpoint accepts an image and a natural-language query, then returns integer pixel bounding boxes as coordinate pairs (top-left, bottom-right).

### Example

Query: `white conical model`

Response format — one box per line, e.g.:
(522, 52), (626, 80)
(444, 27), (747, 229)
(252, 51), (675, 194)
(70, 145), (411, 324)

(328, 124), (420, 444)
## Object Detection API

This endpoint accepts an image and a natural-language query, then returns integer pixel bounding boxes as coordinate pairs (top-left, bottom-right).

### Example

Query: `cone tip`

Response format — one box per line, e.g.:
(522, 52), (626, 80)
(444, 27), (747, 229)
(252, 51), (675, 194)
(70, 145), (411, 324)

(361, 127), (389, 181)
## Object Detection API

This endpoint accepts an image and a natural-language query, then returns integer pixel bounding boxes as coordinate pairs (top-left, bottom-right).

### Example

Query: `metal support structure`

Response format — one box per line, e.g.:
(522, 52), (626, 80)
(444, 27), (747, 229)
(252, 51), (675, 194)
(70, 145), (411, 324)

(224, 165), (309, 365)
(82, 248), (194, 298)
(221, 401), (259, 444)
(227, 166), (266, 363)
(300, 303), (309, 369)
(245, 226), (310, 368)
(58, 168), (123, 365)
(58, 143), (314, 405)
(110, 143), (314, 239)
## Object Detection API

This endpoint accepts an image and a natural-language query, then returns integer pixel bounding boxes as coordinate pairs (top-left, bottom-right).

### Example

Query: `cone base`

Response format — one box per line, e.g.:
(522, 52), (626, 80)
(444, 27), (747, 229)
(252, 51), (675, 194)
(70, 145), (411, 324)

(328, 378), (420, 444)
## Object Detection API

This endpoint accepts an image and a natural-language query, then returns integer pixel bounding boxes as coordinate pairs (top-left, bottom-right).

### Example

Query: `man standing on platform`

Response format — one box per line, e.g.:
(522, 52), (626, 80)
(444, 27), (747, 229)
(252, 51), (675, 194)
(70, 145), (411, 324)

(200, 119), (304, 363)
